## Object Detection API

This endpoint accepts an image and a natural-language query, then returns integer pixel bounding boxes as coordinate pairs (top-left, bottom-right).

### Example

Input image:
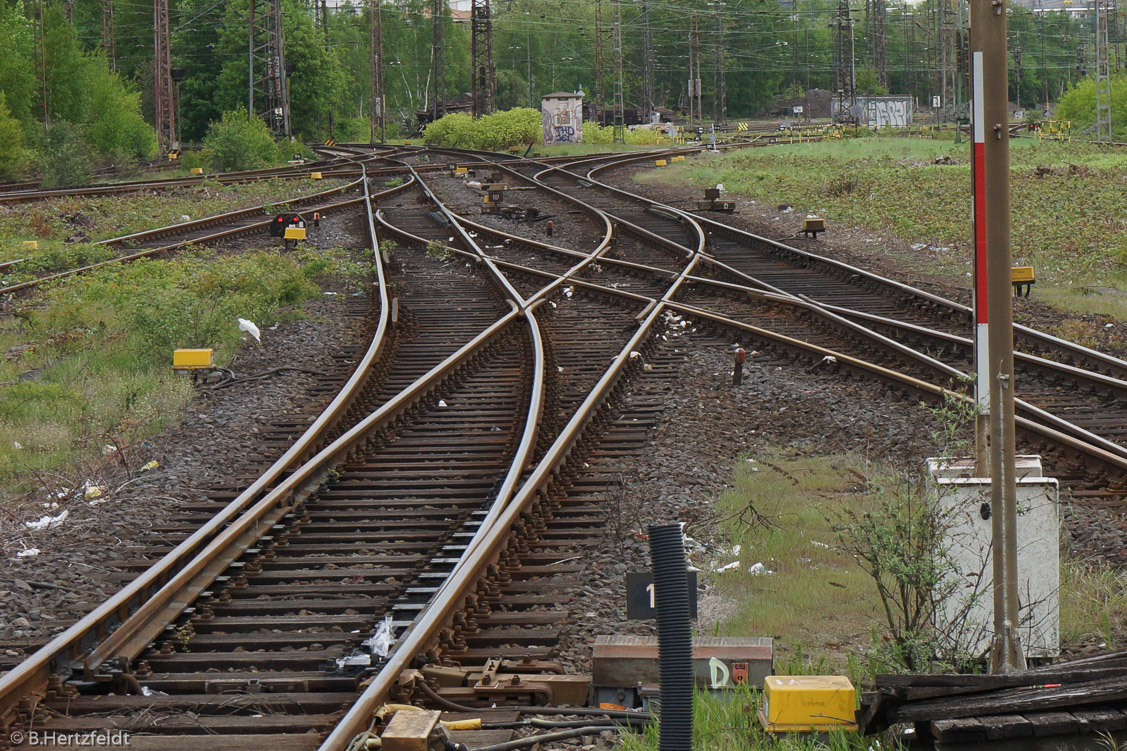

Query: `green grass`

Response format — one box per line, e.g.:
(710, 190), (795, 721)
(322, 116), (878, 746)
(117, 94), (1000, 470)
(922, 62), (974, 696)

(0, 177), (351, 268)
(616, 684), (899, 751)
(1060, 556), (1127, 652)
(702, 453), (884, 673)
(0, 245), (366, 497)
(639, 136), (1127, 318)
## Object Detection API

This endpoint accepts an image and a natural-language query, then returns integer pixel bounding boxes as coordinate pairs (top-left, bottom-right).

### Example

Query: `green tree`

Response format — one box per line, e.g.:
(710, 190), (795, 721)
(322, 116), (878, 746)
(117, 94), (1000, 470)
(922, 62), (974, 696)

(1057, 73), (1127, 140)
(0, 92), (24, 179)
(39, 120), (92, 188)
(84, 58), (158, 162)
(0, 1), (35, 128)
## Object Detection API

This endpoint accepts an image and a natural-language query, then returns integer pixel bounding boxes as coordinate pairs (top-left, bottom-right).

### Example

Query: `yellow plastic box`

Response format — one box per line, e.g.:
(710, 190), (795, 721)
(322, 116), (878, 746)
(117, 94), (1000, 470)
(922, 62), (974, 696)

(22, 240), (38, 250)
(655, 159), (667, 167)
(310, 172), (323, 180)
(189, 167), (203, 175)
(284, 227), (307, 241)
(759, 675), (857, 732)
(673, 155), (685, 162)
(1011, 266), (1035, 284)
(172, 349), (214, 370)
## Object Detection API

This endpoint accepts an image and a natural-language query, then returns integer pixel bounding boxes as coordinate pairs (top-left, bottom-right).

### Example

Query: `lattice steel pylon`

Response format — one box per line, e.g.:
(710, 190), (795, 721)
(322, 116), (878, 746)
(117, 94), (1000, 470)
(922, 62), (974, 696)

(471, 0), (495, 118)
(154, 0), (175, 154)
(833, 0), (853, 108)
(315, 0), (328, 50)
(103, 0), (116, 71)
(248, 0), (290, 137)
(33, 0), (47, 127)
(1096, 0), (1113, 141)
(370, 0), (385, 143)
(871, 0), (887, 88)
(713, 0), (726, 124)
(612, 0), (625, 142)
(431, 0), (445, 120)
(640, 0), (654, 123)
(595, 0), (604, 123)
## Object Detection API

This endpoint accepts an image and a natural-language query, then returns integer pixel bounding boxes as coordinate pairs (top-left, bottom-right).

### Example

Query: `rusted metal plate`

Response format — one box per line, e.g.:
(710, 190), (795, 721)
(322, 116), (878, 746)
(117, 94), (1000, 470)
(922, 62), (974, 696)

(592, 635), (773, 688)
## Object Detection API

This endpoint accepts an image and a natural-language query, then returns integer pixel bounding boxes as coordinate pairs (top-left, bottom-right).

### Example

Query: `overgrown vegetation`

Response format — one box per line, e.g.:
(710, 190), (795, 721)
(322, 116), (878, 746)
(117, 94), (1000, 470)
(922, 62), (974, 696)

(0, 178), (350, 271)
(423, 108), (541, 150)
(617, 684), (897, 751)
(0, 246), (365, 491)
(196, 109), (285, 172)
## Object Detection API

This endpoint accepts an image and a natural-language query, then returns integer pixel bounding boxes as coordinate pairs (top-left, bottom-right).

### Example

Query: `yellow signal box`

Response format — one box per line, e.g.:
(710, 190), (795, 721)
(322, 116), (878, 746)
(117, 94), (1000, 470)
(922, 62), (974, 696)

(172, 349), (214, 373)
(759, 676), (858, 733)
(284, 227), (307, 241)
(310, 172), (323, 180)
(655, 159), (667, 167)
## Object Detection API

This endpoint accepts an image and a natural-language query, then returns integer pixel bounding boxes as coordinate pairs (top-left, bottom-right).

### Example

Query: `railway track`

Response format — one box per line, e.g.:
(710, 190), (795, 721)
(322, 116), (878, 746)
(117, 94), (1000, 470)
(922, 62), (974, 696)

(5, 143), (1127, 751)
(0, 150), (688, 750)
(404, 146), (1127, 493)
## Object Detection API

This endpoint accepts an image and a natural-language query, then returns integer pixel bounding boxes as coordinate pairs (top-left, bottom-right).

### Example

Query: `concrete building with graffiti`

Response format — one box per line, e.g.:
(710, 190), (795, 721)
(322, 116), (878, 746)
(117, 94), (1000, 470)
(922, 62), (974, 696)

(831, 96), (914, 128)
(542, 92), (584, 144)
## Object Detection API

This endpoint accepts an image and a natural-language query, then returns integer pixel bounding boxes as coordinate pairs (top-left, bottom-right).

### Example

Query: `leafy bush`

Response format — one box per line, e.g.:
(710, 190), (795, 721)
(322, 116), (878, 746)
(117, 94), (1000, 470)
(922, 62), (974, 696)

(0, 92), (24, 179)
(582, 120), (671, 146)
(1056, 73), (1127, 140)
(423, 108), (541, 151)
(200, 109), (280, 171)
(39, 121), (93, 188)
(423, 112), (475, 147)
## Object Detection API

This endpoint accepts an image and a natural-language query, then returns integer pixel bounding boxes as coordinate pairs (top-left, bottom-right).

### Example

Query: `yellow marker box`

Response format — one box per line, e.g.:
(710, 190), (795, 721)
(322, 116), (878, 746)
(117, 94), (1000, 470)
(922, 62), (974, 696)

(310, 172), (323, 180)
(759, 676), (857, 732)
(22, 240), (38, 250)
(655, 159), (667, 167)
(189, 167), (203, 175)
(672, 155), (685, 162)
(1011, 266), (1035, 284)
(284, 227), (307, 241)
(172, 349), (214, 370)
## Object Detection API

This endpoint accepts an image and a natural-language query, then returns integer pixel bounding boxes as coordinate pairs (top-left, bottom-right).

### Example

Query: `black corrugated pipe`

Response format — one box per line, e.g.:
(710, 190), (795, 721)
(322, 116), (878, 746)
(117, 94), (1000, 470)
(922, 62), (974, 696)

(648, 522), (693, 751)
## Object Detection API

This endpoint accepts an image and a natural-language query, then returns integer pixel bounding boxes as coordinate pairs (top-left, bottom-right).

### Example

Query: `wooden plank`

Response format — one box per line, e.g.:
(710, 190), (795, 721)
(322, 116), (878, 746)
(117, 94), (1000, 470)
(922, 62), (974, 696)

(1073, 707), (1127, 733)
(1027, 711), (1081, 737)
(931, 716), (988, 743)
(977, 714), (1032, 740)
(891, 676), (1127, 722)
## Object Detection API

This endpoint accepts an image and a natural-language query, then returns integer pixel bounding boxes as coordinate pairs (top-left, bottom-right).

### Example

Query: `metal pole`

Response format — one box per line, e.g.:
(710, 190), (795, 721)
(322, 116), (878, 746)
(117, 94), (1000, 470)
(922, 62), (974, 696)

(248, 0), (254, 117)
(970, 0), (1026, 674)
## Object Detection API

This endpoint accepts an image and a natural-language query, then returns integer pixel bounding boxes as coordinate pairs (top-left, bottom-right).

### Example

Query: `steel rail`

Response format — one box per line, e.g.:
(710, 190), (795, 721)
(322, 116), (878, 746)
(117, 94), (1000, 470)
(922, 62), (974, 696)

(431, 161), (1127, 477)
(448, 205), (1127, 463)
(320, 187), (707, 751)
(667, 302), (1127, 478)
(0, 167), (404, 733)
(78, 158), (549, 673)
(30, 164), (551, 737)
(0, 182), (369, 297)
(577, 155), (1127, 378)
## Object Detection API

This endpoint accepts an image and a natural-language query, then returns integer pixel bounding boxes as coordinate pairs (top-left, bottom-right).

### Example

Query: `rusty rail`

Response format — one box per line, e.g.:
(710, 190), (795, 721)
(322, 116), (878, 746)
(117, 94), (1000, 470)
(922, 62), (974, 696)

(0, 167), (406, 733)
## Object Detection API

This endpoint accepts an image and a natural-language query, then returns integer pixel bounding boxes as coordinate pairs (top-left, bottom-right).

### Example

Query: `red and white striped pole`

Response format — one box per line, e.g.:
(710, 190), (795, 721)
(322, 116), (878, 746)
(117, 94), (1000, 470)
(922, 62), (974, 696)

(972, 48), (990, 463)
(970, 0), (1026, 673)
